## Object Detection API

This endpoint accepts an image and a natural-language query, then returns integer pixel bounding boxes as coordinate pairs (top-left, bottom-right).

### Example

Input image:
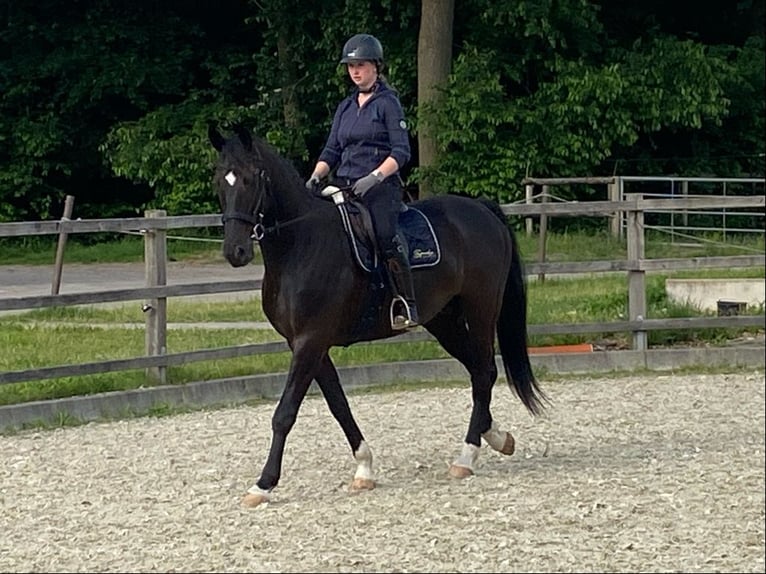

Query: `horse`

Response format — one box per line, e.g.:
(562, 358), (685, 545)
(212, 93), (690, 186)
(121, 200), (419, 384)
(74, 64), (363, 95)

(208, 124), (547, 508)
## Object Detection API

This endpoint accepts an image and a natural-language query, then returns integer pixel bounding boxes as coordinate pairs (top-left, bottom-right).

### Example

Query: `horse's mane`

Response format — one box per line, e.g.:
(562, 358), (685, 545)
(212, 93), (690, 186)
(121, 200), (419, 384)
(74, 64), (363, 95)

(247, 134), (305, 192)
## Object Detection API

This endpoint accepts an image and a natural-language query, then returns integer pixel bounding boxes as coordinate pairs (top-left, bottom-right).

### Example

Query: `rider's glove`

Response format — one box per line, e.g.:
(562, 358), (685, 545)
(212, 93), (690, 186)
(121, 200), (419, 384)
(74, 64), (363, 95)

(305, 173), (321, 191)
(352, 170), (384, 198)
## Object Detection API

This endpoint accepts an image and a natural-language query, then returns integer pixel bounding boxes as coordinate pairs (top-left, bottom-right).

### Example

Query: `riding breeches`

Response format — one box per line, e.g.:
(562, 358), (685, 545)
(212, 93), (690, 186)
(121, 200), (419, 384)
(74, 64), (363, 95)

(358, 181), (403, 256)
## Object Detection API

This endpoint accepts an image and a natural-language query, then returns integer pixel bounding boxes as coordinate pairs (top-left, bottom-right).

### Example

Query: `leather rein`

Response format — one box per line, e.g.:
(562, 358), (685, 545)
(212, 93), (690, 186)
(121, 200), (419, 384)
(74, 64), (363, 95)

(220, 170), (315, 241)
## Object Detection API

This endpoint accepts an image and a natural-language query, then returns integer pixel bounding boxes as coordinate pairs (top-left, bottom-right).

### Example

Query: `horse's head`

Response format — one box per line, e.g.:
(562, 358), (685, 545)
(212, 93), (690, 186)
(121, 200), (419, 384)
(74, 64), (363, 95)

(209, 124), (269, 267)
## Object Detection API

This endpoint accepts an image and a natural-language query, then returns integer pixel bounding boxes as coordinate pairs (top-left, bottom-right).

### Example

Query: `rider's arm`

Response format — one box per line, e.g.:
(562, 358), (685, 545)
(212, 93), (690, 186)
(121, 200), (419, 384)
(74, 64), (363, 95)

(381, 95), (411, 173)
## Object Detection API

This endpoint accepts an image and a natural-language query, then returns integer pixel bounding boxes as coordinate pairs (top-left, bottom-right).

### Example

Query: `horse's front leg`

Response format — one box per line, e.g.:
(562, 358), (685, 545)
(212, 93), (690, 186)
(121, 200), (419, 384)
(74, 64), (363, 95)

(314, 354), (375, 492)
(242, 338), (325, 508)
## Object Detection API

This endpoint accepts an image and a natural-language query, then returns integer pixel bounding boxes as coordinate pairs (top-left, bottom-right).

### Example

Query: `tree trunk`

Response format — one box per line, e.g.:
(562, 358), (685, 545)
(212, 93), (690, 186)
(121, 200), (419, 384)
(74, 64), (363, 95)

(417, 0), (455, 198)
(277, 31), (305, 161)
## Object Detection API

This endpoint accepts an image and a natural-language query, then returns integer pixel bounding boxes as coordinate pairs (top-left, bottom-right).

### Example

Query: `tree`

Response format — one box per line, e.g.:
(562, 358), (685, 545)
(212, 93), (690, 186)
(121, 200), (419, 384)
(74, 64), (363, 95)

(416, 0), (455, 198)
(417, 0), (757, 202)
(1, 0), (762, 221)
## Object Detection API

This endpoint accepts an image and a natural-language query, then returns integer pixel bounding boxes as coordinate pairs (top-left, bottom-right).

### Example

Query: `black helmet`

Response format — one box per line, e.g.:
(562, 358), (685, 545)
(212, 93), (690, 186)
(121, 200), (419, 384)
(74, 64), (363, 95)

(339, 34), (384, 66)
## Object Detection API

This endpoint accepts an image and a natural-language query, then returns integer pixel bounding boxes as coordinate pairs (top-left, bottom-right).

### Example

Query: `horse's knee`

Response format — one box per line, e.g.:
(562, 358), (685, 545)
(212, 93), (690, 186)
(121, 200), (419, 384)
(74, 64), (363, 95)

(272, 409), (298, 435)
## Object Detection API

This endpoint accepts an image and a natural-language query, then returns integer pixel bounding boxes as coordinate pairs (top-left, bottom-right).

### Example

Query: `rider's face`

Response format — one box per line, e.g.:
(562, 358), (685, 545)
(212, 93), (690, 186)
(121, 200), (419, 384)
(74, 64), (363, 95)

(346, 61), (377, 91)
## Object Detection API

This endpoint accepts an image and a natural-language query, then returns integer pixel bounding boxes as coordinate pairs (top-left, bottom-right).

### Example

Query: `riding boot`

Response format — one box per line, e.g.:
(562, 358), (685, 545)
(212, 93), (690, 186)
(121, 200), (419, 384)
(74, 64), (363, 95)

(384, 235), (420, 330)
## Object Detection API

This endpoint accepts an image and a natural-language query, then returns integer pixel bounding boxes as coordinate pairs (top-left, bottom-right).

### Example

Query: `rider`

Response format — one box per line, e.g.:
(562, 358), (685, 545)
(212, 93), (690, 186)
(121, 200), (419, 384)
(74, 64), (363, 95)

(305, 33), (419, 330)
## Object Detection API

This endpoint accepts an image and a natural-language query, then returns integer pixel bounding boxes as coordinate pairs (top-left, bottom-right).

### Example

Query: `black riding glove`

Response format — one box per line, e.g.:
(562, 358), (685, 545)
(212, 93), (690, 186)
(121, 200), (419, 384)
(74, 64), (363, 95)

(305, 173), (321, 192)
(352, 171), (384, 198)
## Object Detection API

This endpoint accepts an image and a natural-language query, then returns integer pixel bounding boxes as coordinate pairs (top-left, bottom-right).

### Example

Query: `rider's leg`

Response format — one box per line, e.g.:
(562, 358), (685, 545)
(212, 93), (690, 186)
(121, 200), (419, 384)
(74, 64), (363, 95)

(383, 234), (419, 329)
(363, 183), (419, 329)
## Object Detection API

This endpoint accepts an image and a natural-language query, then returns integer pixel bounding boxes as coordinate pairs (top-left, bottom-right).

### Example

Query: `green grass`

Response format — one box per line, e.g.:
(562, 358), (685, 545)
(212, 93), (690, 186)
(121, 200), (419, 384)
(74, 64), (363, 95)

(1, 269), (763, 406)
(12, 298), (271, 324)
(0, 231), (225, 265)
(2, 228), (762, 266)
(1, 229), (762, 407)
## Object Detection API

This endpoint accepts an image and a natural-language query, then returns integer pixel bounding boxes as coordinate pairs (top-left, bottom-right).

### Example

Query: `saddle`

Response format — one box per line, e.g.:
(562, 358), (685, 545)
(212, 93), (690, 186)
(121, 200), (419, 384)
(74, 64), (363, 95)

(320, 186), (441, 273)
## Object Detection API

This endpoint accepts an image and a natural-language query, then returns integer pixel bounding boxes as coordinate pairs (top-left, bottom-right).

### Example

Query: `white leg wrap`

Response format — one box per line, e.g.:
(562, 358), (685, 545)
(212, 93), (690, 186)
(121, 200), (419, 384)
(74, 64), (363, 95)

(353, 440), (374, 482)
(246, 484), (272, 500)
(482, 421), (508, 452)
(453, 442), (480, 471)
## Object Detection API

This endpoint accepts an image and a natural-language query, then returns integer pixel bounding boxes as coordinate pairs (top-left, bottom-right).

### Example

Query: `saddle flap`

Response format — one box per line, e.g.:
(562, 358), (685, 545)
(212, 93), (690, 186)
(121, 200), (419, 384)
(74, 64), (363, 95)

(336, 203), (441, 273)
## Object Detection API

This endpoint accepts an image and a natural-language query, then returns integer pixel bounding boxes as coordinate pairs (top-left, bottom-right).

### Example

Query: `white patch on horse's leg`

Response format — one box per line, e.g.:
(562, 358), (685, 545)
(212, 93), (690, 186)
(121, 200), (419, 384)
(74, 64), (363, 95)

(242, 484), (271, 508)
(350, 440), (376, 491)
(481, 421), (516, 455)
(353, 440), (374, 481)
(454, 442), (481, 468)
(448, 442), (480, 478)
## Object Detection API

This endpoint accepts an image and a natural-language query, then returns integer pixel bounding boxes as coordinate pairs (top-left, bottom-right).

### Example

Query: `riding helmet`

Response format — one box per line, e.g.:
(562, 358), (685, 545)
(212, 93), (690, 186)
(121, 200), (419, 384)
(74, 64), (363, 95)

(339, 34), (384, 67)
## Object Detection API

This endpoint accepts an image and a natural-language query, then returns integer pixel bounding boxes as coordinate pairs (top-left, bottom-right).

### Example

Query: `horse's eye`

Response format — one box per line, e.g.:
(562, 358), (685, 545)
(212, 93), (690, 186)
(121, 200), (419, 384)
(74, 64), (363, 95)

(225, 171), (237, 186)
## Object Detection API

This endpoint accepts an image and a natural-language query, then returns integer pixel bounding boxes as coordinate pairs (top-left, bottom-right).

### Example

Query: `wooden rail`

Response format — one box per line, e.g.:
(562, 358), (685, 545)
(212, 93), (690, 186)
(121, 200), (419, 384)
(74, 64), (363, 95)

(1, 194), (764, 387)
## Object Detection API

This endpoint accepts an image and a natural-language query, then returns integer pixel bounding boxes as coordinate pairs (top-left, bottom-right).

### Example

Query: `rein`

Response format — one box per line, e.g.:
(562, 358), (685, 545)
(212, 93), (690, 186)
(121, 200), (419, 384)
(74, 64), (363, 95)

(253, 185), (356, 239)
(220, 178), (316, 242)
(251, 212), (315, 241)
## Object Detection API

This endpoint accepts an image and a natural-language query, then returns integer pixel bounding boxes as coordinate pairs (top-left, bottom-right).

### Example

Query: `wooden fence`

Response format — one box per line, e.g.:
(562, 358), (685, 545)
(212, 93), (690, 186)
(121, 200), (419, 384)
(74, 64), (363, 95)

(522, 175), (765, 238)
(0, 194), (764, 388)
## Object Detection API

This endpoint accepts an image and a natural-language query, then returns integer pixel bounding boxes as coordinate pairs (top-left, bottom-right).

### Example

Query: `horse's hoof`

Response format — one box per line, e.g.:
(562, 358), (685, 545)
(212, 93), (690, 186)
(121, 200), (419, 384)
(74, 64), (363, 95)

(499, 432), (515, 456)
(448, 464), (474, 479)
(349, 478), (376, 492)
(241, 492), (269, 508)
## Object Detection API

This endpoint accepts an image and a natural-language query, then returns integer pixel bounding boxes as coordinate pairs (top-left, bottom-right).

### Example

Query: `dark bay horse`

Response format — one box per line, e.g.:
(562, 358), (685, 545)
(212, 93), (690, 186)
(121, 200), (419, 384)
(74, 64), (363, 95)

(209, 125), (547, 508)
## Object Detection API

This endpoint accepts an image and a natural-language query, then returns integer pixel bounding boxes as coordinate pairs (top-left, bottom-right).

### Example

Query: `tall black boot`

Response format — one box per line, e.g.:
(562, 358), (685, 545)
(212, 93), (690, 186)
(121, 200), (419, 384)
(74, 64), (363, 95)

(385, 235), (420, 330)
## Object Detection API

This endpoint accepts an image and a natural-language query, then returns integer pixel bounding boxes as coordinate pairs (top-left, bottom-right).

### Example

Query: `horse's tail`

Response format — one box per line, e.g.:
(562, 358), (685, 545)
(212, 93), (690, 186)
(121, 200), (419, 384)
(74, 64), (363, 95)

(478, 198), (548, 416)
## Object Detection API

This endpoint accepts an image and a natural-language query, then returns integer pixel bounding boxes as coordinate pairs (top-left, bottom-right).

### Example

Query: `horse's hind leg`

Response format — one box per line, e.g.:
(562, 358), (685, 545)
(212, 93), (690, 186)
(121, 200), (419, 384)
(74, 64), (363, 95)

(426, 301), (514, 478)
(314, 354), (375, 492)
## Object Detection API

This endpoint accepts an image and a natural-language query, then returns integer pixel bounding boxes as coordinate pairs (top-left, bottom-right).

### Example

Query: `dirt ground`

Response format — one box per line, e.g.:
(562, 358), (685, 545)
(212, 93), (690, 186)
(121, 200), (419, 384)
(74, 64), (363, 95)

(1, 371), (764, 573)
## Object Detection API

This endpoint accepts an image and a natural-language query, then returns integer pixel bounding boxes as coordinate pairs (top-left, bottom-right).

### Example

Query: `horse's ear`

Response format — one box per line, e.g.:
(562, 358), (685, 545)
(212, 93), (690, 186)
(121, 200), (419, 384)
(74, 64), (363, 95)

(232, 124), (253, 152)
(208, 124), (226, 152)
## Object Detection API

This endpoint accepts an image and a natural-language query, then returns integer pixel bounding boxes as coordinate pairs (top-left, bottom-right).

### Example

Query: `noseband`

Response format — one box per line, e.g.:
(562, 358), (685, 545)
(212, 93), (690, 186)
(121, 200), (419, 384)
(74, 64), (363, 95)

(220, 168), (313, 241)
(221, 169), (269, 240)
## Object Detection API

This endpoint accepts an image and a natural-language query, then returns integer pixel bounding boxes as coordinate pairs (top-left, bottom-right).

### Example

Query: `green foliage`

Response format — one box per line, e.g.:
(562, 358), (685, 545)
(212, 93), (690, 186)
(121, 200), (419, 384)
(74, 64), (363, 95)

(0, 0), (763, 221)
(418, 20), (736, 201)
(100, 100), (234, 215)
(0, 1), (217, 220)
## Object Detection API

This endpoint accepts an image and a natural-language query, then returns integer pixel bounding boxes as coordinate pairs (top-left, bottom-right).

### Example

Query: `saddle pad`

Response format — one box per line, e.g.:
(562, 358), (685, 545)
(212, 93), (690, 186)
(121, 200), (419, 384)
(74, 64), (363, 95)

(338, 205), (441, 273)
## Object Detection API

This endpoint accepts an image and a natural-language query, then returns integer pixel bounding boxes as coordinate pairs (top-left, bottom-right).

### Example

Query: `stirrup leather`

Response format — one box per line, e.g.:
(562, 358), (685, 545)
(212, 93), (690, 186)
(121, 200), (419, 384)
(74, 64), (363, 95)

(390, 295), (417, 330)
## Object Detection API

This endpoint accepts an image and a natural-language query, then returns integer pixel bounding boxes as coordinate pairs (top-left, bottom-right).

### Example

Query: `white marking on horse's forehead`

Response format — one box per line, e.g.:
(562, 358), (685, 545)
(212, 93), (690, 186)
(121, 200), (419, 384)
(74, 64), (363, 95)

(225, 171), (237, 186)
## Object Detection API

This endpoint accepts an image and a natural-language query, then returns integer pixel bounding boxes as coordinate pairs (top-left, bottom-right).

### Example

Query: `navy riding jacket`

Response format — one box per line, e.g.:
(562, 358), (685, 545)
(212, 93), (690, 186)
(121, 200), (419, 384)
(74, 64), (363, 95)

(318, 81), (411, 181)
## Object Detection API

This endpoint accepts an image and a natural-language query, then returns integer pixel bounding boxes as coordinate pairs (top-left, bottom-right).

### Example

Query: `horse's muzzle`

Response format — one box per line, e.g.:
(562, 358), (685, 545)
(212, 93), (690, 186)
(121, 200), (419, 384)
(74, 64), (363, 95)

(224, 242), (254, 267)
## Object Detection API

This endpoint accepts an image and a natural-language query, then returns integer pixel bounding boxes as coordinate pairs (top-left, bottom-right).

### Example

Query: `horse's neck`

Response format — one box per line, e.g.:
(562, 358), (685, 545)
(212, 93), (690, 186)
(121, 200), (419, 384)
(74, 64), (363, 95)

(259, 207), (343, 286)
(269, 180), (314, 222)
(261, 187), (337, 260)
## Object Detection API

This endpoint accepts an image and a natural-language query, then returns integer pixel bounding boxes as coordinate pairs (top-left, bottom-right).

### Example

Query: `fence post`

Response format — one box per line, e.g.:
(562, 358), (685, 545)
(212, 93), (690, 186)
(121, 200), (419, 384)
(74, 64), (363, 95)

(608, 178), (621, 239)
(625, 196), (647, 352)
(51, 195), (75, 295)
(144, 210), (168, 384)
(536, 186), (549, 283)
(525, 184), (534, 236)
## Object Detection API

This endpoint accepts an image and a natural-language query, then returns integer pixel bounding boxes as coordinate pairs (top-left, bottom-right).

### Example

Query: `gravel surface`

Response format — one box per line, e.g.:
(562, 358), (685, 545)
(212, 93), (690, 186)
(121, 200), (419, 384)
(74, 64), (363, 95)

(1, 372), (764, 573)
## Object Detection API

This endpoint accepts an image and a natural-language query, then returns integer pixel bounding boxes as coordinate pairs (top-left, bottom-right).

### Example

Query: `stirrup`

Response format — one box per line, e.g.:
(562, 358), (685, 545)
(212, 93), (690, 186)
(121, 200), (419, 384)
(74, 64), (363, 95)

(390, 296), (418, 330)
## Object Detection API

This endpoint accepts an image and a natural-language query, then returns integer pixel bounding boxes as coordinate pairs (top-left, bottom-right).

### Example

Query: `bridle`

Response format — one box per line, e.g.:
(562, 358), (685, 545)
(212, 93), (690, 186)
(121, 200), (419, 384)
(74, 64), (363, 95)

(220, 168), (314, 241)
(220, 168), (269, 240)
